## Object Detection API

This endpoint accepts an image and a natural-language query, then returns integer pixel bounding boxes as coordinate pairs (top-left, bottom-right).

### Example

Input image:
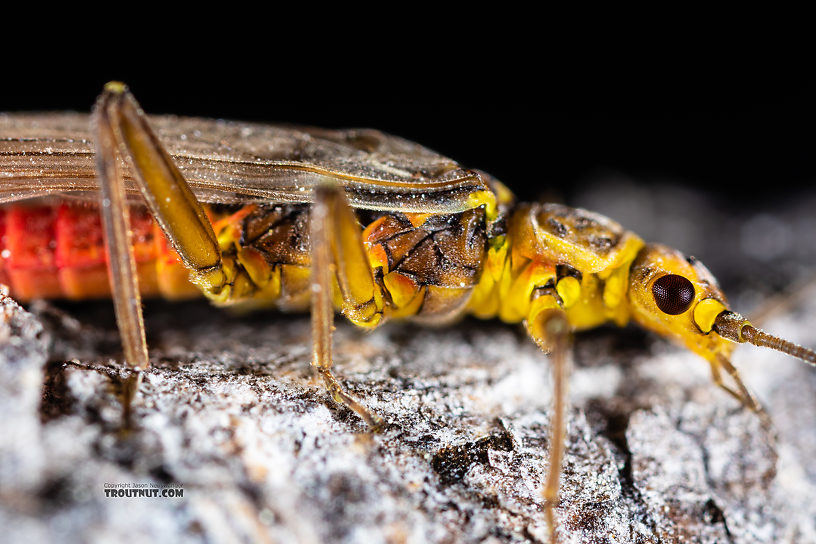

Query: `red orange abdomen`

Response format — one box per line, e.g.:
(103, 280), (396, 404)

(0, 201), (200, 301)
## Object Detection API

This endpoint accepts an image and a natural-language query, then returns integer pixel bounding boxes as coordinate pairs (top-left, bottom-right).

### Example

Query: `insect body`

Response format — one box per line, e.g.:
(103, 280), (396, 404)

(1, 84), (814, 542)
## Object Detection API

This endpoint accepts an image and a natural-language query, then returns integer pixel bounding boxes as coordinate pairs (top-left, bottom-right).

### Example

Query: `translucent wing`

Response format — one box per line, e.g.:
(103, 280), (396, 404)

(0, 113), (491, 213)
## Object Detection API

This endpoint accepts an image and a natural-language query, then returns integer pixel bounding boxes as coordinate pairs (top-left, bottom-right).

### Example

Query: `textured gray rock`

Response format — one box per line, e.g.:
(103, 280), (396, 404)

(1, 180), (816, 543)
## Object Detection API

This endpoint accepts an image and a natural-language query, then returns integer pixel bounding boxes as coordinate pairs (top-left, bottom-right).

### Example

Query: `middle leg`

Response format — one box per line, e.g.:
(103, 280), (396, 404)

(310, 183), (386, 430)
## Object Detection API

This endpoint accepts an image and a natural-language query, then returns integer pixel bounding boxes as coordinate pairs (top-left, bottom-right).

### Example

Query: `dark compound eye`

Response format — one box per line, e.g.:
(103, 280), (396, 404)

(652, 274), (695, 315)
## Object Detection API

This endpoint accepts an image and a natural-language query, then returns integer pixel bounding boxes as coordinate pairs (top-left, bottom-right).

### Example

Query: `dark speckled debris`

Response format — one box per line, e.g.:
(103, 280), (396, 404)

(2, 181), (816, 543)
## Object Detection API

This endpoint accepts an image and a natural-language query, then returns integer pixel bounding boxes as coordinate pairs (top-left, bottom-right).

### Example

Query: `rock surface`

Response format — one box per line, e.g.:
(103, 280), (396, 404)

(2, 180), (816, 543)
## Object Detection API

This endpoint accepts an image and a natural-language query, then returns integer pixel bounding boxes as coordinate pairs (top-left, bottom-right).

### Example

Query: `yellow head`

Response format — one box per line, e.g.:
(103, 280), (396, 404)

(627, 244), (734, 364)
(627, 243), (816, 367)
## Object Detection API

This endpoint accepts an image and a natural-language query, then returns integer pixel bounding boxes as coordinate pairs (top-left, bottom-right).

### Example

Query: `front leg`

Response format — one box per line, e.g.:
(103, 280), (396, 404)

(526, 294), (573, 544)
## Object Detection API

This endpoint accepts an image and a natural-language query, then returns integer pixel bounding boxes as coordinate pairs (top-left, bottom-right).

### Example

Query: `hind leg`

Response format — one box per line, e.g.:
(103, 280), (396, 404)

(93, 83), (225, 424)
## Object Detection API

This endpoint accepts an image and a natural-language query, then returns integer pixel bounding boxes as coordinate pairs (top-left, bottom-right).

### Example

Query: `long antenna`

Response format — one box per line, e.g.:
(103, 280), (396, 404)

(714, 311), (816, 366)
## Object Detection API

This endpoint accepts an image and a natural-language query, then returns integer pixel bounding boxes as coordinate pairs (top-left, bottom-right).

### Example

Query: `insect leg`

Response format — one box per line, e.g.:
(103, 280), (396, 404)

(92, 82), (225, 421)
(93, 83), (225, 294)
(92, 85), (151, 422)
(710, 355), (766, 417)
(310, 183), (385, 430)
(526, 297), (572, 544)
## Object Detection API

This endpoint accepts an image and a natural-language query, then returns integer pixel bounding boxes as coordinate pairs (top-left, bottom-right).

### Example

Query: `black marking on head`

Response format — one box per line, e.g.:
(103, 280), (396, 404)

(547, 217), (568, 237)
(652, 274), (695, 315)
(573, 215), (593, 230)
(590, 235), (614, 251)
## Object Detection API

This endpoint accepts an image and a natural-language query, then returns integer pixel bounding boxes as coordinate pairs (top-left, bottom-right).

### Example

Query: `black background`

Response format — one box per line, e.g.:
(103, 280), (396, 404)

(3, 75), (815, 205)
